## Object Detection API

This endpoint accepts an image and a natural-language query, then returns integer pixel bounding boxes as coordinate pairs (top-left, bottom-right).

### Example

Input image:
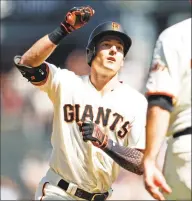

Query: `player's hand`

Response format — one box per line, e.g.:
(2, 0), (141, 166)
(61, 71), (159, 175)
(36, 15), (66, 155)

(143, 159), (172, 200)
(61, 6), (95, 33)
(80, 121), (108, 148)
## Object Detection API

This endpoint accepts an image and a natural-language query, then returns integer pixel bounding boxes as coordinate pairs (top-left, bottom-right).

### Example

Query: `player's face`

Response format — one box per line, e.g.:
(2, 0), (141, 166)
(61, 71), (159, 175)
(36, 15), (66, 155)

(93, 35), (124, 74)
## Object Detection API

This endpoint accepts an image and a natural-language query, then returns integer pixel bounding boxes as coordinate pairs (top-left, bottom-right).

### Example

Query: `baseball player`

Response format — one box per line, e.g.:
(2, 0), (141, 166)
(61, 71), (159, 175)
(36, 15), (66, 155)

(14, 6), (147, 200)
(143, 18), (191, 200)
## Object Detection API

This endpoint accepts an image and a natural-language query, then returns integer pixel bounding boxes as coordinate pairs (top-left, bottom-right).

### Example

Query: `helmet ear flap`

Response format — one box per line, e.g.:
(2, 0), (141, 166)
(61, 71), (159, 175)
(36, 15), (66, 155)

(86, 45), (96, 67)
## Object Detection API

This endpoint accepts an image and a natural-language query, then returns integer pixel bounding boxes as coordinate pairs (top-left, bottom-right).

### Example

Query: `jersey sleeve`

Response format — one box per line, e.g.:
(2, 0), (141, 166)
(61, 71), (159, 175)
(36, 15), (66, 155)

(146, 34), (180, 104)
(32, 61), (76, 103)
(127, 96), (148, 150)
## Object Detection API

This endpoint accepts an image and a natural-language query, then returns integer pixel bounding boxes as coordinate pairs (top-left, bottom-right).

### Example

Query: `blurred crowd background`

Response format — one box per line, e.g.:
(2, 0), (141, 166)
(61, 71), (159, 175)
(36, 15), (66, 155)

(1, 0), (191, 200)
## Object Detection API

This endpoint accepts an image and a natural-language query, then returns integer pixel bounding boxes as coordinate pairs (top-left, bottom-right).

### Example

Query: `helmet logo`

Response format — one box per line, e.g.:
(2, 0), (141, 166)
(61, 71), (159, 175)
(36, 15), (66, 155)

(112, 22), (120, 31)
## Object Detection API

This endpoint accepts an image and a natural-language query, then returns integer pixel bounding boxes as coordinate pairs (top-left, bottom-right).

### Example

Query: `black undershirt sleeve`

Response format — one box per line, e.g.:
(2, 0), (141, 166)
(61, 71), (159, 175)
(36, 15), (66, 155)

(103, 139), (144, 175)
(147, 95), (173, 112)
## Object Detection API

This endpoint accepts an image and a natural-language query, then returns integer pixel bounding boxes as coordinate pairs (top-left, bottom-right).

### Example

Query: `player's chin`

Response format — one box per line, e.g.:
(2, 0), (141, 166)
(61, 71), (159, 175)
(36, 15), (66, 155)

(103, 61), (119, 71)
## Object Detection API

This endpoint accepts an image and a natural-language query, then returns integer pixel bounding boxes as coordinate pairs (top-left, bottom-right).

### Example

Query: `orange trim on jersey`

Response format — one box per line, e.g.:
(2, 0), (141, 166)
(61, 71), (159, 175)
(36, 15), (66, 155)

(146, 91), (177, 105)
(146, 91), (175, 97)
(32, 63), (50, 86)
(40, 182), (49, 201)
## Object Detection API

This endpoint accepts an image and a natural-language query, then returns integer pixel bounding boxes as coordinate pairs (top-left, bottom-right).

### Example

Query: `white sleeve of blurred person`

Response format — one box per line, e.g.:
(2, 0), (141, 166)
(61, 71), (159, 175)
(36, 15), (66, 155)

(146, 30), (181, 101)
(65, 49), (90, 76)
(1, 176), (21, 200)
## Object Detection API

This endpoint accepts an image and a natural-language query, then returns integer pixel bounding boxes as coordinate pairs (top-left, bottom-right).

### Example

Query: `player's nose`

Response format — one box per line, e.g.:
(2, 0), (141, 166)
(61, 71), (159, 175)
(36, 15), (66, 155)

(109, 45), (117, 55)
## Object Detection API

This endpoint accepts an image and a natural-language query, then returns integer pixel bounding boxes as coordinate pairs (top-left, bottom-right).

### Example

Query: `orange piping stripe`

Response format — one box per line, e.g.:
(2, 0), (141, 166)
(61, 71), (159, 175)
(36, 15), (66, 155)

(146, 91), (175, 98)
(40, 182), (49, 201)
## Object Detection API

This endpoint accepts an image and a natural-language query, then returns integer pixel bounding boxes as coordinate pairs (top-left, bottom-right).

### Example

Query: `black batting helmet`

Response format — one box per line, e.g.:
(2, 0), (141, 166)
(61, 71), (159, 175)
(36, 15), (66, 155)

(86, 21), (132, 66)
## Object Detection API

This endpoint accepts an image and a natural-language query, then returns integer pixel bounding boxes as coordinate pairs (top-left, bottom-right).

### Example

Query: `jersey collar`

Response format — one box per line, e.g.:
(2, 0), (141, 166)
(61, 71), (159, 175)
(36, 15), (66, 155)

(88, 73), (122, 95)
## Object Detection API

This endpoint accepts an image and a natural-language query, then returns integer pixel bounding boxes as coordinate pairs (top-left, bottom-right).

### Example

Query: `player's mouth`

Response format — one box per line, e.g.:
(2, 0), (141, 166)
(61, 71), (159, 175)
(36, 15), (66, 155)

(107, 57), (116, 62)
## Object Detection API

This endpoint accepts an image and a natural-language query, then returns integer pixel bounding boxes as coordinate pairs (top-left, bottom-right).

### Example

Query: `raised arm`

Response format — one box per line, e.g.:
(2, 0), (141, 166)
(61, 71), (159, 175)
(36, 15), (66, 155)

(17, 6), (95, 67)
(19, 35), (57, 67)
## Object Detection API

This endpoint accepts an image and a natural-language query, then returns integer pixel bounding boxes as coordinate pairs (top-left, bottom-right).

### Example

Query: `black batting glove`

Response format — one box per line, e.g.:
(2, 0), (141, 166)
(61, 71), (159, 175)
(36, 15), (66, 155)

(81, 121), (108, 149)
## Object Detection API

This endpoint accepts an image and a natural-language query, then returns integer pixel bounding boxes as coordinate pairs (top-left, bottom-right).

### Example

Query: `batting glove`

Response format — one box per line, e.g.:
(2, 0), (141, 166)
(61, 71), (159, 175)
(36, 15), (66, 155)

(81, 121), (108, 149)
(61, 6), (95, 33)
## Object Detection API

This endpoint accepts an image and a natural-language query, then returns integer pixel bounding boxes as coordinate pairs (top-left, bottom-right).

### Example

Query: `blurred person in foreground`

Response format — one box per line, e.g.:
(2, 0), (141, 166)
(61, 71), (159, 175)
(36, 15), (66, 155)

(143, 17), (191, 200)
(14, 5), (147, 201)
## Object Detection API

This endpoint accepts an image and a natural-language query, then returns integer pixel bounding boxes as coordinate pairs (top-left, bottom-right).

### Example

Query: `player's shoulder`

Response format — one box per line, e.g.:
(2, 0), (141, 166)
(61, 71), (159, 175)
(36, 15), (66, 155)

(121, 83), (148, 106)
(46, 62), (83, 78)
(61, 70), (90, 86)
(45, 61), (87, 84)
(60, 68), (89, 80)
(159, 18), (191, 41)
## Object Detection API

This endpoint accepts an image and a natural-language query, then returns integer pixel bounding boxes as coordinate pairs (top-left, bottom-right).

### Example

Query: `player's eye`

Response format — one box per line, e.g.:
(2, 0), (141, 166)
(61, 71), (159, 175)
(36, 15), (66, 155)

(117, 46), (123, 52)
(102, 42), (110, 48)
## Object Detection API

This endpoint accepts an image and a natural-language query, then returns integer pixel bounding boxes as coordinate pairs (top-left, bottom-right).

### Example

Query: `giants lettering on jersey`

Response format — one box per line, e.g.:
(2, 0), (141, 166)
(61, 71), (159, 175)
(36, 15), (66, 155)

(63, 104), (132, 138)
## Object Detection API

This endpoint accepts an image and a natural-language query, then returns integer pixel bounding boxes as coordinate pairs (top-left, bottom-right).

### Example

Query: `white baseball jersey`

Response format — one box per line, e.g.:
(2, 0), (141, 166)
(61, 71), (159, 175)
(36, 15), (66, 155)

(35, 62), (147, 193)
(146, 18), (191, 136)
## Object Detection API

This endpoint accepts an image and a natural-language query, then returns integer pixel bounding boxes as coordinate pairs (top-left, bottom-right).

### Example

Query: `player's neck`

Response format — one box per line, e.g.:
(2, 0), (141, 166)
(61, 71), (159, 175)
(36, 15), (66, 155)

(90, 68), (117, 92)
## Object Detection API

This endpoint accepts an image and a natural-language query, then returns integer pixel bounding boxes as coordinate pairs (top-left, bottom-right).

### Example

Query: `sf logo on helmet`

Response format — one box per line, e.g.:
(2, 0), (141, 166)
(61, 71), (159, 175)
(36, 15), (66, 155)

(112, 22), (120, 31)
